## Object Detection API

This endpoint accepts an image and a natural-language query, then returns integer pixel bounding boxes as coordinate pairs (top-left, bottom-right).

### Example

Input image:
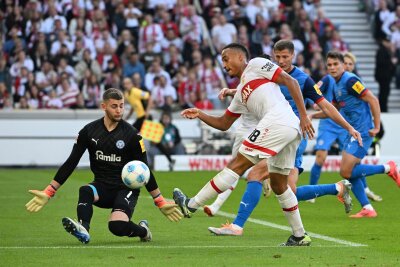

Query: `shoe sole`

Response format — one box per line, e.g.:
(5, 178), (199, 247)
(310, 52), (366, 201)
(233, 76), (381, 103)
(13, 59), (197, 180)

(62, 218), (90, 244)
(207, 227), (242, 236)
(173, 189), (192, 218)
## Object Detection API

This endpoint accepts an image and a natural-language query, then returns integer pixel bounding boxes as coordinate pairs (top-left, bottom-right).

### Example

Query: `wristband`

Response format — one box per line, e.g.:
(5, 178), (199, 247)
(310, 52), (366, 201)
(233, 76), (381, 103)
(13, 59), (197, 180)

(153, 195), (167, 208)
(44, 184), (57, 198)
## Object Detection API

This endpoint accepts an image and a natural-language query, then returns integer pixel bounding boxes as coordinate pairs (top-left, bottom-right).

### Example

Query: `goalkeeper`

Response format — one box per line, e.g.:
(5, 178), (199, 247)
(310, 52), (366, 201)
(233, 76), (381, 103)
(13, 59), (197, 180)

(25, 88), (183, 244)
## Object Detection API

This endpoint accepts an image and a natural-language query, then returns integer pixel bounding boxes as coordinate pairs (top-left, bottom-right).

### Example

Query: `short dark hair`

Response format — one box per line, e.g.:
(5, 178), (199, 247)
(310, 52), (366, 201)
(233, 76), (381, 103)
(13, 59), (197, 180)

(273, 40), (294, 53)
(222, 43), (250, 60)
(103, 88), (123, 101)
(326, 51), (344, 63)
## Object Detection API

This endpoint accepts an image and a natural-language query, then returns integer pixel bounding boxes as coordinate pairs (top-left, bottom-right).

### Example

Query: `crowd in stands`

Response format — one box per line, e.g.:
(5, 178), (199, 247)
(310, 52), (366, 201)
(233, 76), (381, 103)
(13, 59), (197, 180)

(0, 0), (351, 112)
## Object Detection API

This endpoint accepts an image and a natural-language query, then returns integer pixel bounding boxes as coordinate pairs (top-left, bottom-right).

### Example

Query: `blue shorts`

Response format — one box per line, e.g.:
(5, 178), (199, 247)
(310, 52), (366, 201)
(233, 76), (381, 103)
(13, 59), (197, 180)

(295, 138), (307, 174)
(315, 127), (347, 151)
(343, 134), (373, 159)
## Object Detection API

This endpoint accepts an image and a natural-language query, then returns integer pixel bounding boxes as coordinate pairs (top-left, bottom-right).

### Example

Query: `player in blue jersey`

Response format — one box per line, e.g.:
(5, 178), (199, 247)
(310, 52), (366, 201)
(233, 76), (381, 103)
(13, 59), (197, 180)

(206, 40), (362, 236)
(309, 52), (382, 202)
(320, 51), (400, 218)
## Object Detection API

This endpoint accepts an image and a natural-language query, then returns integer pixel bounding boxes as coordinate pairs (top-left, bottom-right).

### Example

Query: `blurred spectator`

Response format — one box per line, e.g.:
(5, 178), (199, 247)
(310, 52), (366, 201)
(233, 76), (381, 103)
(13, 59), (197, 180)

(0, 56), (11, 89)
(0, 82), (10, 109)
(57, 77), (80, 109)
(195, 90), (214, 110)
(326, 30), (349, 53)
(244, 0), (270, 26)
(69, 8), (93, 37)
(382, 6), (400, 39)
(375, 37), (396, 113)
(144, 59), (171, 90)
(138, 14), (164, 54)
(40, 5), (68, 34)
(140, 42), (160, 70)
(124, 2), (142, 43)
(373, 0), (391, 40)
(44, 89), (63, 109)
(151, 75), (177, 110)
(97, 43), (120, 72)
(81, 72), (102, 109)
(75, 49), (102, 83)
(313, 7), (334, 38)
(178, 68), (200, 109)
(211, 14), (237, 52)
(198, 56), (226, 109)
(123, 51), (146, 82)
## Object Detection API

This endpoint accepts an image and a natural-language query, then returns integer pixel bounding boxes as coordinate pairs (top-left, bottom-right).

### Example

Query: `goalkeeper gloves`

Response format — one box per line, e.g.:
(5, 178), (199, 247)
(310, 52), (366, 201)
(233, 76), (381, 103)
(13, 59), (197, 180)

(25, 185), (57, 212)
(154, 194), (183, 222)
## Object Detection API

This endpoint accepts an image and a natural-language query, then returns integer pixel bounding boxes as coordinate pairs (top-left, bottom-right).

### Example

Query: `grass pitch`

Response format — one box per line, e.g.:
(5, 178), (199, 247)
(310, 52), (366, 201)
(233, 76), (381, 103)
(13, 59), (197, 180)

(0, 168), (399, 266)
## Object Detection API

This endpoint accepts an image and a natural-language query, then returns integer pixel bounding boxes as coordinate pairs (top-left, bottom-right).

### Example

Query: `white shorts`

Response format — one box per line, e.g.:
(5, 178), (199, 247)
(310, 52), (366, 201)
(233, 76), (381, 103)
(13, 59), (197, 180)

(238, 123), (300, 175)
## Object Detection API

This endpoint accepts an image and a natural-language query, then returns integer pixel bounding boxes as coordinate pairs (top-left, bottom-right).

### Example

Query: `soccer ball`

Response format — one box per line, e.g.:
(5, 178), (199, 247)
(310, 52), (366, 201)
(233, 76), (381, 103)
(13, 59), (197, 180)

(121, 160), (150, 189)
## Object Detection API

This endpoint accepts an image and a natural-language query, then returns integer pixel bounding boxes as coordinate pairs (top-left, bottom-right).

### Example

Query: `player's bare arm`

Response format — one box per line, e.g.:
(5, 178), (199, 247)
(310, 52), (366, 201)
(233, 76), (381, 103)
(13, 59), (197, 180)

(361, 90), (381, 137)
(276, 71), (315, 138)
(181, 108), (238, 131)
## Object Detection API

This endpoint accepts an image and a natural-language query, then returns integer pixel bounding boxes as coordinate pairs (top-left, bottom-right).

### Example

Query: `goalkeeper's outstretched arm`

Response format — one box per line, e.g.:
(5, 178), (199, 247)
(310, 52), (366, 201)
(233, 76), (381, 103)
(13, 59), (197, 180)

(25, 129), (87, 212)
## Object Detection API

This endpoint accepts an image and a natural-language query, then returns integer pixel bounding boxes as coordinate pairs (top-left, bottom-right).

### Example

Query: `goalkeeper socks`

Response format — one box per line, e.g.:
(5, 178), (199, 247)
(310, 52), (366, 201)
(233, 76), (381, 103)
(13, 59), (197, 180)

(233, 181), (262, 228)
(276, 187), (305, 238)
(349, 177), (370, 207)
(108, 221), (146, 237)
(190, 168), (239, 208)
(350, 164), (384, 178)
(309, 163), (322, 185)
(77, 186), (95, 231)
(295, 184), (337, 201)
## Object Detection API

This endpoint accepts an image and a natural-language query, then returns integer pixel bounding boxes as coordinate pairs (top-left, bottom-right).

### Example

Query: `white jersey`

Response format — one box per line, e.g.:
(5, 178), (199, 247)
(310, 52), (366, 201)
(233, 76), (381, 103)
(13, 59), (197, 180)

(227, 57), (300, 132)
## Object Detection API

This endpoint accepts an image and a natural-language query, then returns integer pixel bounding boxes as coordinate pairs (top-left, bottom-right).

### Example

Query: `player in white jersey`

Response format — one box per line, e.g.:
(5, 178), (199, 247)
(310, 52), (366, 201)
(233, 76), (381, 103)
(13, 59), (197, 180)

(173, 43), (314, 246)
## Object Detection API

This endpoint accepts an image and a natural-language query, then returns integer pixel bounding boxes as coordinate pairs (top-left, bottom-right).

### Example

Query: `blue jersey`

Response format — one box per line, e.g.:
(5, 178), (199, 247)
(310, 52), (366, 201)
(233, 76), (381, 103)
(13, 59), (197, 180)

(317, 75), (343, 132)
(279, 67), (323, 173)
(333, 72), (373, 135)
(280, 66), (324, 118)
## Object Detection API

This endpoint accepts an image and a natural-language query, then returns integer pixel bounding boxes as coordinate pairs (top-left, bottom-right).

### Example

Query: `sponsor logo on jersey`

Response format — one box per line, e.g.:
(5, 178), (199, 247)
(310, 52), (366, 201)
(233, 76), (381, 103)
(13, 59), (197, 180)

(352, 81), (365, 94)
(313, 84), (322, 95)
(95, 150), (121, 162)
(116, 140), (125, 149)
(244, 147), (253, 152)
(241, 84), (253, 103)
(261, 61), (274, 71)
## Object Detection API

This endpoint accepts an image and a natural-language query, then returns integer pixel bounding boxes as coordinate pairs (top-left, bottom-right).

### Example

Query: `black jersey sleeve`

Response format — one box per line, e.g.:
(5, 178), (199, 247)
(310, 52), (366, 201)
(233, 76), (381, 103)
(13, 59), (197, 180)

(127, 133), (159, 192)
(53, 126), (89, 185)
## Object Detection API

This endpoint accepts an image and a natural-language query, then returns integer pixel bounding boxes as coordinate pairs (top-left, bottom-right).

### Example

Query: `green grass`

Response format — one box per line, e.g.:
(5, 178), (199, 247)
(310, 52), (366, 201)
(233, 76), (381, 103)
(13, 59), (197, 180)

(0, 168), (399, 266)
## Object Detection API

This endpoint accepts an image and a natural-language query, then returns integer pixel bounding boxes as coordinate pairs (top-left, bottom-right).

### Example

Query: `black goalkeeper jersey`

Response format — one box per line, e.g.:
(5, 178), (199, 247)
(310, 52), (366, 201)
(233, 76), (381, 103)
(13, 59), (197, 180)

(53, 118), (157, 190)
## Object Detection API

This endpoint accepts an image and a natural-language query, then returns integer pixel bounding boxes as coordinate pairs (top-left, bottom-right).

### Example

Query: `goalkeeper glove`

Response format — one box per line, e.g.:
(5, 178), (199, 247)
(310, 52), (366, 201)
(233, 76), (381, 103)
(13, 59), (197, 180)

(154, 194), (183, 222)
(25, 185), (57, 212)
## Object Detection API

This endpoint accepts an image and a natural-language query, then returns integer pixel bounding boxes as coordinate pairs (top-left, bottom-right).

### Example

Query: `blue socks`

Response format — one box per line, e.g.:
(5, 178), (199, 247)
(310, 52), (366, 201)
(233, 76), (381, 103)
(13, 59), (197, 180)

(361, 177), (367, 188)
(296, 184), (337, 201)
(350, 164), (385, 179)
(233, 181), (262, 228)
(350, 177), (370, 207)
(310, 163), (322, 185)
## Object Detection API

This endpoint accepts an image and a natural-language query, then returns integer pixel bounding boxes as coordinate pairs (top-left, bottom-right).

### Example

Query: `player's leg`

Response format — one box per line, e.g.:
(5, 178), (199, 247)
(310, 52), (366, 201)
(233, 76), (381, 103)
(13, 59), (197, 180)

(108, 188), (151, 241)
(62, 182), (108, 244)
(204, 134), (245, 216)
(174, 154), (253, 217)
(268, 134), (310, 246)
(309, 129), (337, 186)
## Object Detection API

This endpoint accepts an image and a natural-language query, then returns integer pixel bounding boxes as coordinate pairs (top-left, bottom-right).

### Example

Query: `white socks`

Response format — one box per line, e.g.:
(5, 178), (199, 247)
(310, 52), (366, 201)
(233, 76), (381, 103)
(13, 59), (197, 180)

(189, 168), (240, 209)
(276, 187), (305, 237)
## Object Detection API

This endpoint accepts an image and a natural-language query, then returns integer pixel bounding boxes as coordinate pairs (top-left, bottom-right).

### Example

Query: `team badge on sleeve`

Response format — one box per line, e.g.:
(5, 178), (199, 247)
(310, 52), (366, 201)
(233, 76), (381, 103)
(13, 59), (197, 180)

(139, 139), (146, 153)
(352, 81), (365, 94)
(313, 84), (322, 95)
